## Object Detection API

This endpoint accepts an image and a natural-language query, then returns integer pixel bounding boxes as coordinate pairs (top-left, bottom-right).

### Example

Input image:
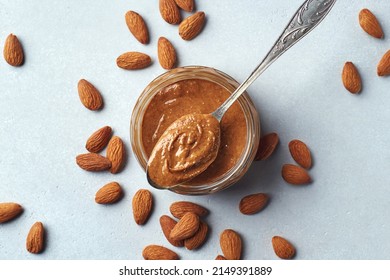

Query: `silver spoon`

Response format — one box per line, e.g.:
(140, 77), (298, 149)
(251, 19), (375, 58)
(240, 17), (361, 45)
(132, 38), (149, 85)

(147, 0), (337, 189)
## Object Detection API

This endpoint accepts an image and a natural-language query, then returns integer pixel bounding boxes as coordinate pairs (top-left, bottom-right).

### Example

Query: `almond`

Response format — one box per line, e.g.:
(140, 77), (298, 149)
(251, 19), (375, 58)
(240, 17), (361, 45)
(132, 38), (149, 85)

(174, 0), (194, 12)
(159, 0), (181, 25)
(77, 79), (103, 111)
(85, 126), (112, 153)
(358, 9), (383, 39)
(255, 132), (279, 161)
(76, 153), (111, 171)
(184, 221), (208, 250)
(239, 193), (269, 215)
(342, 62), (362, 94)
(220, 229), (242, 260)
(26, 222), (45, 254)
(158, 37), (177, 70)
(95, 182), (123, 204)
(132, 189), (153, 225)
(3, 33), (24, 66)
(170, 201), (209, 219)
(377, 50), (390, 77)
(116, 52), (151, 70)
(159, 215), (184, 247)
(281, 164), (311, 185)
(179, 12), (205, 40)
(169, 212), (200, 241)
(272, 236), (296, 259)
(106, 136), (125, 174)
(125, 11), (149, 44)
(288, 139), (312, 169)
(142, 245), (179, 260)
(0, 202), (23, 223)
(215, 255), (227, 260)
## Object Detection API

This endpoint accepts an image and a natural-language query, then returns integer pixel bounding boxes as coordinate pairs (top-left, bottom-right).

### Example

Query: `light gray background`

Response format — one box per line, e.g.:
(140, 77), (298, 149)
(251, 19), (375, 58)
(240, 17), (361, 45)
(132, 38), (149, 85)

(0, 0), (389, 260)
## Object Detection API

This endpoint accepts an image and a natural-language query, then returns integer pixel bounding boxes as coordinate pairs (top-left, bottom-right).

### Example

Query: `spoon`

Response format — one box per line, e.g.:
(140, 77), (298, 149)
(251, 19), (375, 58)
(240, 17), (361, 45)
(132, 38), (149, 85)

(147, 0), (337, 189)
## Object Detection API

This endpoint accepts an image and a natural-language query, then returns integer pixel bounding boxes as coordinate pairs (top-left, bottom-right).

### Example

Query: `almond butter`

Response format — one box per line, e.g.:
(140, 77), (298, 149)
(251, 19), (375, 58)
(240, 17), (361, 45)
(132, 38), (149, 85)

(106, 136), (125, 174)
(377, 49), (390, 77)
(85, 126), (112, 153)
(169, 212), (200, 241)
(142, 245), (179, 260)
(0, 202), (23, 223)
(184, 221), (208, 250)
(342, 62), (362, 94)
(158, 37), (177, 70)
(125, 11), (149, 44)
(288, 139), (312, 169)
(26, 222), (45, 254)
(179, 11), (205, 40)
(215, 255), (227, 260)
(159, 215), (184, 247)
(159, 0), (181, 24)
(220, 229), (242, 260)
(358, 9), (383, 39)
(239, 193), (269, 215)
(132, 189), (153, 225)
(3, 33), (24, 66)
(76, 153), (111, 171)
(95, 182), (123, 204)
(77, 79), (103, 111)
(255, 132), (279, 161)
(281, 164), (311, 185)
(272, 236), (296, 259)
(116, 52), (151, 70)
(174, 0), (194, 12)
(170, 201), (209, 219)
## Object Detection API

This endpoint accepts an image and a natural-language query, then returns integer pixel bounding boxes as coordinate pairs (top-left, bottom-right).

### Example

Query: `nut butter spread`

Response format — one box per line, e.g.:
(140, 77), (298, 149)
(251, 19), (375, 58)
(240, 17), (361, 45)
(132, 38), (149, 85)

(142, 79), (247, 186)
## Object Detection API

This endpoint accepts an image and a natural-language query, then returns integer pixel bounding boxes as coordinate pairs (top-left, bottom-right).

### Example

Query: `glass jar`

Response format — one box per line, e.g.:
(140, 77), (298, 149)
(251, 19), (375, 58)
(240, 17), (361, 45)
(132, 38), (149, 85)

(130, 66), (260, 195)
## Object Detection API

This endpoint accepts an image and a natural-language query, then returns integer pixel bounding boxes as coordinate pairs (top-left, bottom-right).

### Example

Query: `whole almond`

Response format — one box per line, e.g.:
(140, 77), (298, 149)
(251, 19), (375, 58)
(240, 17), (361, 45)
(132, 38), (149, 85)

(239, 193), (269, 215)
(26, 222), (45, 254)
(142, 245), (179, 260)
(184, 221), (208, 250)
(179, 12), (206, 41)
(220, 229), (242, 260)
(281, 164), (311, 185)
(377, 50), (390, 77)
(86, 126), (112, 153)
(158, 37), (177, 70)
(77, 79), (103, 110)
(170, 201), (209, 219)
(255, 132), (279, 161)
(95, 182), (123, 204)
(159, 0), (181, 24)
(169, 212), (200, 241)
(358, 9), (383, 39)
(76, 153), (111, 171)
(174, 0), (194, 12)
(215, 255), (227, 260)
(106, 136), (125, 174)
(125, 11), (149, 44)
(3, 33), (24, 66)
(132, 189), (153, 225)
(272, 236), (296, 259)
(0, 202), (23, 223)
(159, 215), (184, 247)
(342, 62), (362, 94)
(288, 139), (312, 169)
(116, 52), (151, 70)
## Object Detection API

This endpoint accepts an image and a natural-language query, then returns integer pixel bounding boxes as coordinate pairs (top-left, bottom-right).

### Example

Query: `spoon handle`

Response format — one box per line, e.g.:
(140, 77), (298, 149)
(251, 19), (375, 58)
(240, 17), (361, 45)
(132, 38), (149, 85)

(212, 0), (337, 121)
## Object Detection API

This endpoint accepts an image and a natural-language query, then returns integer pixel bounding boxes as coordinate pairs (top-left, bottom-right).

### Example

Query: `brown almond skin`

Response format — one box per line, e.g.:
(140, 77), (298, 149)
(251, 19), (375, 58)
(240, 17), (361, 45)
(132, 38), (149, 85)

(342, 62), (362, 94)
(158, 37), (177, 70)
(159, 215), (184, 247)
(359, 9), (384, 39)
(281, 164), (311, 185)
(142, 245), (179, 260)
(132, 189), (153, 225)
(288, 139), (312, 169)
(184, 221), (208, 250)
(26, 222), (45, 254)
(220, 229), (242, 260)
(78, 79), (103, 111)
(86, 126), (112, 153)
(0, 203), (23, 223)
(116, 52), (151, 70)
(159, 0), (181, 24)
(125, 11), (149, 44)
(215, 255), (227, 260)
(95, 182), (123, 204)
(76, 153), (111, 171)
(170, 201), (209, 219)
(239, 193), (269, 215)
(272, 236), (296, 259)
(3, 33), (24, 66)
(377, 50), (390, 77)
(179, 12), (205, 40)
(174, 0), (194, 12)
(255, 132), (279, 161)
(169, 212), (200, 241)
(106, 136), (125, 174)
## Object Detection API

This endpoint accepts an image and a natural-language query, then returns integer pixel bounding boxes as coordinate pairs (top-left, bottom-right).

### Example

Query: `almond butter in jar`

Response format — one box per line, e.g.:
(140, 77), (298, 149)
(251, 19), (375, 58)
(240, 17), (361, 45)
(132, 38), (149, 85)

(130, 66), (260, 194)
